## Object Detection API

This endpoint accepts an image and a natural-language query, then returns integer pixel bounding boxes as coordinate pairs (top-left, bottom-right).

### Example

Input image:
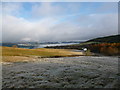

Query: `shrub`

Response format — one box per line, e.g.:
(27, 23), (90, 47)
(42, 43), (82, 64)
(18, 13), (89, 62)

(85, 49), (92, 56)
(89, 43), (120, 56)
(12, 45), (18, 48)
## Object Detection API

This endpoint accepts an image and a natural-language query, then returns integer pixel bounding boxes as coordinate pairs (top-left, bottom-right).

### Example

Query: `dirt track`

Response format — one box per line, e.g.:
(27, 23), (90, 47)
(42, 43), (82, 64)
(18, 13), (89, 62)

(2, 56), (119, 88)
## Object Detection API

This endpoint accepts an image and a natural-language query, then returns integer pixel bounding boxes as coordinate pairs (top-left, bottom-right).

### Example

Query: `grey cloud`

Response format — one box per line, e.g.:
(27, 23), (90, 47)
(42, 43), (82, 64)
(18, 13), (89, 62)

(2, 2), (118, 42)
(2, 2), (23, 16)
(2, 13), (118, 42)
(96, 2), (118, 13)
(31, 2), (81, 18)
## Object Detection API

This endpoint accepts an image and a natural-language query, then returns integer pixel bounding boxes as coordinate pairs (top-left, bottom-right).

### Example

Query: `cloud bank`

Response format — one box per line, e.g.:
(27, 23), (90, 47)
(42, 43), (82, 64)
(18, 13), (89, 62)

(2, 2), (118, 42)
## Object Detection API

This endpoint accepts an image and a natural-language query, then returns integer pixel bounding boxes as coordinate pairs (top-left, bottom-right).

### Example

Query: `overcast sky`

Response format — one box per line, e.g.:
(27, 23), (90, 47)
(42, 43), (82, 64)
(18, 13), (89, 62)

(2, 2), (118, 42)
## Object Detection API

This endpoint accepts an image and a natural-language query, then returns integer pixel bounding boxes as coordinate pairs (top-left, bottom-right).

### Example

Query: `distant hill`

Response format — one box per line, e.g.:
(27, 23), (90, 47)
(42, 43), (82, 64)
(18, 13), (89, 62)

(45, 34), (120, 50)
(86, 35), (120, 43)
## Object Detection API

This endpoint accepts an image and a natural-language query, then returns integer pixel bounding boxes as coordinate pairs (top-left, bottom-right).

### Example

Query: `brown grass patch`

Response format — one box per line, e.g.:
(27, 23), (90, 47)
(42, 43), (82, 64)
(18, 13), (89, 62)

(1, 46), (84, 62)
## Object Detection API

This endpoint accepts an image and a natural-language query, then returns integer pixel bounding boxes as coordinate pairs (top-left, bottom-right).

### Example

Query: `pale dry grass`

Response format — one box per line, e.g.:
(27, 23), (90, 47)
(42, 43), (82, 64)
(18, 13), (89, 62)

(2, 56), (36, 62)
(1, 46), (84, 62)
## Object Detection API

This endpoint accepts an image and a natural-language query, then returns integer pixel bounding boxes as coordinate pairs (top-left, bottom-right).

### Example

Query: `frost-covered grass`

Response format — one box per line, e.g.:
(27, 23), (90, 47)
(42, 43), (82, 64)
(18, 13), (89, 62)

(2, 56), (119, 88)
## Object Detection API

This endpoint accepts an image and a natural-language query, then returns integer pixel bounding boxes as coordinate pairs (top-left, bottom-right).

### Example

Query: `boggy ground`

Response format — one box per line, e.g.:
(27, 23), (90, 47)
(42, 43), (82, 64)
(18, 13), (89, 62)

(2, 56), (119, 88)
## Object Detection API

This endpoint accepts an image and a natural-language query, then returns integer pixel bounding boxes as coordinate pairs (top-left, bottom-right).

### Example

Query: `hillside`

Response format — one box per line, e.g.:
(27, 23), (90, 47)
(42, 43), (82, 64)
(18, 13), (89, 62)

(45, 35), (120, 56)
(46, 34), (120, 49)
(86, 34), (120, 43)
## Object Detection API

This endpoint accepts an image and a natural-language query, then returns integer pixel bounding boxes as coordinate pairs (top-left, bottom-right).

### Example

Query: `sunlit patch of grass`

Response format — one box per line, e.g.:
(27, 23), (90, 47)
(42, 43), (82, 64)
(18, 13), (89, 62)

(2, 46), (83, 57)
(2, 56), (35, 62)
(1, 46), (84, 62)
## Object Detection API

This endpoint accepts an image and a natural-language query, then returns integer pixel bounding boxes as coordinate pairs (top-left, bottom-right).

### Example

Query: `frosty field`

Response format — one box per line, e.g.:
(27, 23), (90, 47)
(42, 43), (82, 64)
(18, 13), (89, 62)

(2, 56), (119, 88)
